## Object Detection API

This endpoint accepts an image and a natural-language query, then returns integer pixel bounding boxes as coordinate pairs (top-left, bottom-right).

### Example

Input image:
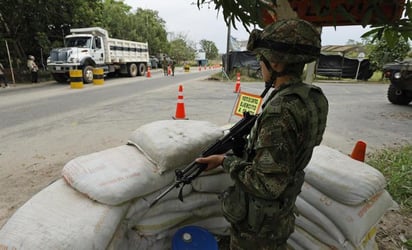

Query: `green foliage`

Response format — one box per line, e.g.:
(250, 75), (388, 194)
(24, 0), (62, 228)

(367, 144), (412, 212)
(0, 0), (170, 73)
(368, 38), (410, 73)
(199, 39), (219, 60)
(129, 9), (169, 55)
(0, 0), (103, 70)
(99, 2), (169, 55)
(169, 36), (196, 64)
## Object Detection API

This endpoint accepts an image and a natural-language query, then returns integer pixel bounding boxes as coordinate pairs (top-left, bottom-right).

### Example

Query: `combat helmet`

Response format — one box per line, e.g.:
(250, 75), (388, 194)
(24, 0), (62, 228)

(247, 19), (321, 64)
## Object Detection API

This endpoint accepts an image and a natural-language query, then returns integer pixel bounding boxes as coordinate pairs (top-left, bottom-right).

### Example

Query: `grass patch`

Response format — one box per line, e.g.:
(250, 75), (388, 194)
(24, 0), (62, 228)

(366, 144), (412, 213)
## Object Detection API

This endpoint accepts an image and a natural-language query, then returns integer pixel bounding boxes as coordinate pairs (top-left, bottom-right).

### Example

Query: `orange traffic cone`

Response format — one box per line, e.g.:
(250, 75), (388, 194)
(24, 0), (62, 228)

(146, 66), (151, 78)
(173, 84), (187, 120)
(234, 72), (241, 93)
(350, 140), (367, 162)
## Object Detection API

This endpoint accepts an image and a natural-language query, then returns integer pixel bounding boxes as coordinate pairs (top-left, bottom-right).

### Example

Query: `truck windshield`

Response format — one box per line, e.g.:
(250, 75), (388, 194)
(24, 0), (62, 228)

(66, 37), (92, 48)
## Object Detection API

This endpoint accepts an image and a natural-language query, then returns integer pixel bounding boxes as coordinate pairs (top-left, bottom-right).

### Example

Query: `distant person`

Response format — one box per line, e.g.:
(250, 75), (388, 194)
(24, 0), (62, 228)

(27, 55), (39, 83)
(170, 59), (176, 76)
(162, 58), (168, 76)
(0, 62), (9, 88)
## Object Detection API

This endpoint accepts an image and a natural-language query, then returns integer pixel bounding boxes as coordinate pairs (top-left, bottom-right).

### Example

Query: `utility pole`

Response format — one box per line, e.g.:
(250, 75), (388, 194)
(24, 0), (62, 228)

(222, 18), (231, 80)
(5, 40), (15, 85)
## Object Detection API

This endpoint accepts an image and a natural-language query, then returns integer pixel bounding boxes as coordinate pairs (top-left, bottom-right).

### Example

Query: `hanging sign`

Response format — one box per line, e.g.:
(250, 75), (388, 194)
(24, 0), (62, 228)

(234, 92), (263, 117)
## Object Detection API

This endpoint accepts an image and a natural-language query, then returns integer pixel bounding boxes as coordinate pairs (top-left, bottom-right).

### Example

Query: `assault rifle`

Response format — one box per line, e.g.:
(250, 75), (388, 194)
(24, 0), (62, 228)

(149, 83), (272, 207)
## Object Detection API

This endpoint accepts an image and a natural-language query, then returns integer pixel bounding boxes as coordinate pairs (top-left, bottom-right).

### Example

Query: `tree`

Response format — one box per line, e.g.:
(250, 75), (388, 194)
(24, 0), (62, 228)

(169, 34), (196, 64)
(129, 9), (169, 55)
(100, 3), (170, 55)
(100, 0), (133, 39)
(199, 40), (219, 60)
(368, 38), (410, 76)
(0, 0), (103, 70)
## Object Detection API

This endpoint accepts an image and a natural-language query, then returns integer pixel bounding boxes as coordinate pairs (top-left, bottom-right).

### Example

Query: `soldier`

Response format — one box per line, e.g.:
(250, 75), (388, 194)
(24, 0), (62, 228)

(162, 57), (168, 76)
(27, 55), (39, 83)
(196, 19), (329, 250)
(170, 58), (176, 76)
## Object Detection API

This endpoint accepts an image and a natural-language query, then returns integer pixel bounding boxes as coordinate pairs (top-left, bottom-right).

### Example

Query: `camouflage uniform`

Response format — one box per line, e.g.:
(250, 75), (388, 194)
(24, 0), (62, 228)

(220, 19), (329, 250)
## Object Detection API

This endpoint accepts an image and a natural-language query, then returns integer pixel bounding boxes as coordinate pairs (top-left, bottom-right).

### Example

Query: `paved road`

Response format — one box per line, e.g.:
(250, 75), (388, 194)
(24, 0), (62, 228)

(0, 71), (411, 164)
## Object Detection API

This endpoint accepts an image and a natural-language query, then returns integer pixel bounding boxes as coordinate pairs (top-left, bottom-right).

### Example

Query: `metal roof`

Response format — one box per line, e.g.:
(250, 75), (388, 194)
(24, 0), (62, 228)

(321, 45), (362, 54)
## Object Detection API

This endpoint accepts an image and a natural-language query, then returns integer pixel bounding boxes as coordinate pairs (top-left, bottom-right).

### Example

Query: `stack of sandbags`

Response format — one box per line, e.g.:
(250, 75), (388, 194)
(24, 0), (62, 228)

(107, 120), (231, 248)
(287, 145), (397, 249)
(0, 120), (396, 250)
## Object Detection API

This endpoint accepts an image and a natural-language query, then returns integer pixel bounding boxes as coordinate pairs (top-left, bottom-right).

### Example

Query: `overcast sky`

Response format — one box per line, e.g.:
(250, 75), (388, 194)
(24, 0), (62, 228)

(124, 0), (371, 53)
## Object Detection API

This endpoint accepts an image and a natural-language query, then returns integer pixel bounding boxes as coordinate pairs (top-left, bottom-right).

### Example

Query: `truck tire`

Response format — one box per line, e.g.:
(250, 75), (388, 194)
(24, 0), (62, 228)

(83, 65), (94, 83)
(138, 63), (146, 76)
(127, 63), (138, 77)
(52, 73), (69, 83)
(387, 83), (411, 105)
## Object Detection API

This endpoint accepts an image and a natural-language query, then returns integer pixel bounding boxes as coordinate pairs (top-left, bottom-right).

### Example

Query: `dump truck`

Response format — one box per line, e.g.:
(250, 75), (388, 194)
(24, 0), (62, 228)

(47, 27), (149, 83)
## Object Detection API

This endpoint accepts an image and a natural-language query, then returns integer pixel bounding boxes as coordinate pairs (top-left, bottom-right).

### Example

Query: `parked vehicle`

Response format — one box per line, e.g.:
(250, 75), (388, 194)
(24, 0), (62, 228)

(149, 56), (159, 69)
(47, 27), (149, 83)
(383, 60), (412, 105)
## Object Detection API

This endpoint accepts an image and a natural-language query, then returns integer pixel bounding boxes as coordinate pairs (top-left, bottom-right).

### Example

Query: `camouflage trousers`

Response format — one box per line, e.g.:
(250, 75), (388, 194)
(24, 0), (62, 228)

(228, 212), (295, 250)
(229, 229), (291, 250)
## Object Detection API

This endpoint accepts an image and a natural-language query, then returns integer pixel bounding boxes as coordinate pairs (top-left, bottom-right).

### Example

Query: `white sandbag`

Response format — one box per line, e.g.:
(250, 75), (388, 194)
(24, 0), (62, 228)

(192, 203), (222, 218)
(296, 196), (347, 245)
(0, 179), (129, 250)
(290, 226), (333, 250)
(192, 172), (233, 193)
(126, 184), (193, 220)
(305, 145), (387, 205)
(62, 145), (175, 205)
(357, 226), (379, 250)
(289, 226), (378, 250)
(128, 120), (224, 173)
(287, 238), (304, 250)
(133, 212), (192, 236)
(300, 182), (395, 246)
(295, 214), (345, 248)
(108, 222), (175, 250)
(128, 193), (219, 228)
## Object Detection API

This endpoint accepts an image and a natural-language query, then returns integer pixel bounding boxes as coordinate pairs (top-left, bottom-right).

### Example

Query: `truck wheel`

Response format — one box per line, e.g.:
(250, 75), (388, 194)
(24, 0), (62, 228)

(127, 63), (138, 77)
(52, 73), (69, 83)
(83, 65), (94, 83)
(387, 83), (411, 105)
(138, 63), (147, 76)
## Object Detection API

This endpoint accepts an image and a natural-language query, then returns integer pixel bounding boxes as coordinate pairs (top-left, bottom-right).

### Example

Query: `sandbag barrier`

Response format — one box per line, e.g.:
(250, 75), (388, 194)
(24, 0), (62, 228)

(0, 120), (397, 250)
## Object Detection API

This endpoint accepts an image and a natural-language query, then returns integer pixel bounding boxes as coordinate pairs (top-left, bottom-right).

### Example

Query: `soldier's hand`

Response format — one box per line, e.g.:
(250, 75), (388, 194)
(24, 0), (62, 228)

(195, 154), (225, 171)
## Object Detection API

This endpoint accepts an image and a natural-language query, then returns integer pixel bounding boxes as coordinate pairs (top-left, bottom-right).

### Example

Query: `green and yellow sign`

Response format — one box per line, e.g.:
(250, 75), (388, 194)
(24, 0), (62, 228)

(234, 92), (262, 117)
